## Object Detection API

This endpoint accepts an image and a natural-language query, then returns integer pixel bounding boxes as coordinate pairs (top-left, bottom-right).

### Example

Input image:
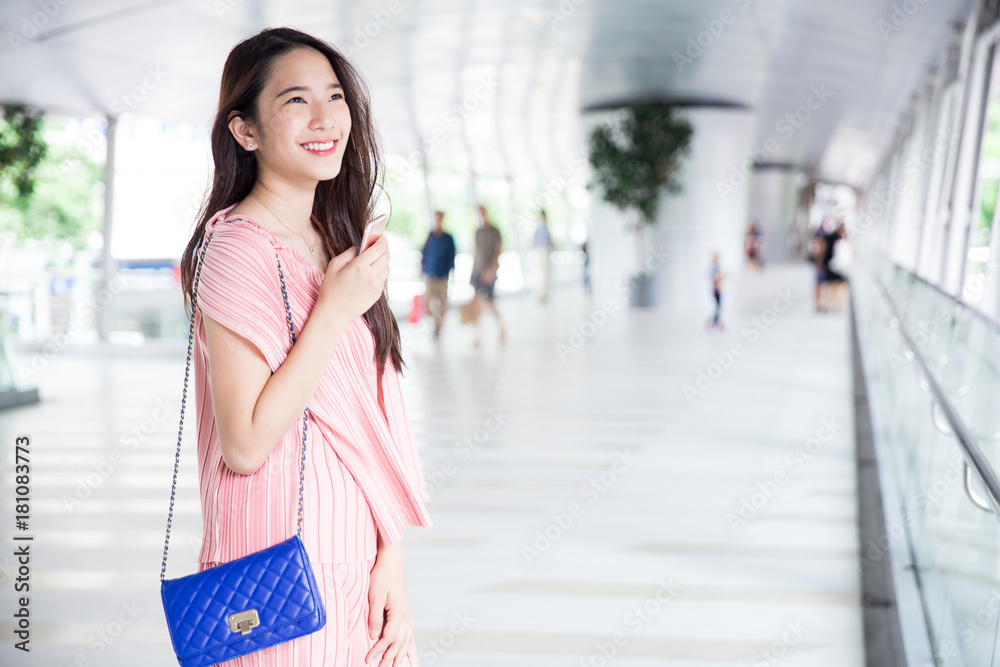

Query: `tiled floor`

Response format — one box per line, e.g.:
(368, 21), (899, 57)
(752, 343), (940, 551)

(0, 261), (862, 666)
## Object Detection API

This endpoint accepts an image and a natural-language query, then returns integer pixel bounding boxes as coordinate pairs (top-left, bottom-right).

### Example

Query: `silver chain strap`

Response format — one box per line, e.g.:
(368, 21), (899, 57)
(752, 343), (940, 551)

(160, 217), (310, 582)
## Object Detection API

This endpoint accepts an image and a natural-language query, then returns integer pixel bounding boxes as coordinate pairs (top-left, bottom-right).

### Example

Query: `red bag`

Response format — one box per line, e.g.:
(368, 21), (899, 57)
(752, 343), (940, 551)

(408, 294), (424, 324)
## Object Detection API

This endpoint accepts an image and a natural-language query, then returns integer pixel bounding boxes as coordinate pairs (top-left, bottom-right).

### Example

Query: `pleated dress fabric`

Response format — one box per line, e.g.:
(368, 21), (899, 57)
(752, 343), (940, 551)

(190, 204), (432, 666)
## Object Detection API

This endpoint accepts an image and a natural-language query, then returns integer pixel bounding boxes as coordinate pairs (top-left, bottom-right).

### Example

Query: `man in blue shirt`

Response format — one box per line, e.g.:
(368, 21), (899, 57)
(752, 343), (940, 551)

(421, 210), (456, 339)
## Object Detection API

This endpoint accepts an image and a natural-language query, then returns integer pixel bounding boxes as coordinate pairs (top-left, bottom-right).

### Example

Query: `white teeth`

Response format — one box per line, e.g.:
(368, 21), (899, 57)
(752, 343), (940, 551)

(302, 141), (335, 151)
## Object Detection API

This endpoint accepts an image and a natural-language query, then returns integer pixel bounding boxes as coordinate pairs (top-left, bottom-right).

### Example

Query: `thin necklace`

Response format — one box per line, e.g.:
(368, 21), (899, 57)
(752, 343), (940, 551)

(248, 193), (318, 255)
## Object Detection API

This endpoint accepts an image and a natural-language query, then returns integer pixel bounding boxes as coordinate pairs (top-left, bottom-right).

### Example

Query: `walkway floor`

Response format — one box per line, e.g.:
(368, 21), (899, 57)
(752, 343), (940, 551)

(0, 260), (862, 666)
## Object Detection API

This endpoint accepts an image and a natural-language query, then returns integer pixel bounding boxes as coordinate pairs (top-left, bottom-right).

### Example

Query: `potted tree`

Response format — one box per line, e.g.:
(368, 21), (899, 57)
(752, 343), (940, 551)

(0, 103), (46, 408)
(588, 102), (692, 306)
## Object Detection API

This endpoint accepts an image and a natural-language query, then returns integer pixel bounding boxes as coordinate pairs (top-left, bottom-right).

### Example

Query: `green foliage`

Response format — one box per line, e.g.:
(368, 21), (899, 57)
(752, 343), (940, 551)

(382, 168), (423, 245)
(0, 115), (103, 251)
(977, 97), (1000, 238)
(389, 166), (498, 252)
(0, 104), (47, 202)
(588, 103), (693, 225)
(979, 176), (998, 238)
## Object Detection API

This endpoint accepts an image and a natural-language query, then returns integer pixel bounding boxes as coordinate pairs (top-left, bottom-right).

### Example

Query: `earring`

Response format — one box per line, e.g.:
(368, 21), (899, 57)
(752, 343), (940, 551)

(247, 143), (255, 150)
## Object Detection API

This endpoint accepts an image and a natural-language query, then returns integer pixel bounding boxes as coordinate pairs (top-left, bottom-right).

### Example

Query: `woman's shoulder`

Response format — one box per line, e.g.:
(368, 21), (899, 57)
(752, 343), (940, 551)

(209, 215), (276, 245)
(196, 216), (284, 294)
(204, 216), (281, 262)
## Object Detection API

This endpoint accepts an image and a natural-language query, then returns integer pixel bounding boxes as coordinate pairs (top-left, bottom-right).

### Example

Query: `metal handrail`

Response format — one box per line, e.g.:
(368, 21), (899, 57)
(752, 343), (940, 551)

(873, 272), (1000, 519)
(874, 248), (1000, 342)
(964, 462), (993, 512)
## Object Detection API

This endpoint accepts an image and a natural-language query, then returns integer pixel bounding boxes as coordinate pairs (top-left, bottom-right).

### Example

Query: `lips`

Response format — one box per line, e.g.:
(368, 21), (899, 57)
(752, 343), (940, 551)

(301, 140), (337, 155)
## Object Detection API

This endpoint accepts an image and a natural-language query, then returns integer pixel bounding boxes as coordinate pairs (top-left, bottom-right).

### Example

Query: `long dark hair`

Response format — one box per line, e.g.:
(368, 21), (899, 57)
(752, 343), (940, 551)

(180, 27), (403, 379)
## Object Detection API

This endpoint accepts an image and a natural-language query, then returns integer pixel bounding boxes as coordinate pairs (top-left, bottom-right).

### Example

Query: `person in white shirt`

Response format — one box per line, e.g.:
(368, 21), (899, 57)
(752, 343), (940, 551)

(534, 210), (554, 303)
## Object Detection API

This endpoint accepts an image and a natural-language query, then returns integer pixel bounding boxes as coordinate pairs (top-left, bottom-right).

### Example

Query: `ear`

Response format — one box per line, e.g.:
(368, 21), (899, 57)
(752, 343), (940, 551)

(227, 113), (258, 151)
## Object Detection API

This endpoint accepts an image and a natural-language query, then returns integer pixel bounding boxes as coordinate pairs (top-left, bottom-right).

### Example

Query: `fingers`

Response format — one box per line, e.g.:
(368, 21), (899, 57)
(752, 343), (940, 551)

(379, 645), (399, 667)
(359, 235), (390, 264)
(368, 589), (385, 640)
(367, 617), (415, 667)
(393, 632), (417, 667)
(361, 238), (391, 288)
(405, 642), (418, 665)
(365, 622), (391, 664)
(330, 246), (358, 271)
(366, 637), (387, 665)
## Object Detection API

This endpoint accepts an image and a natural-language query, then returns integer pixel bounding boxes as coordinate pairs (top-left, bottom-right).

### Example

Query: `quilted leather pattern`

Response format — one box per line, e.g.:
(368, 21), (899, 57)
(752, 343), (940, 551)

(161, 535), (326, 667)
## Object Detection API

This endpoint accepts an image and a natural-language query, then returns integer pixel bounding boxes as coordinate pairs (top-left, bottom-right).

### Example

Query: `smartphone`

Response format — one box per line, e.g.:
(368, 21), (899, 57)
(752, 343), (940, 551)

(360, 214), (388, 252)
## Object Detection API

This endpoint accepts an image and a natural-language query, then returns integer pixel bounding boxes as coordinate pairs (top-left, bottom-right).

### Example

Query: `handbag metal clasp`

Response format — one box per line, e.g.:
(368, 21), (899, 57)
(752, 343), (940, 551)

(229, 609), (260, 635)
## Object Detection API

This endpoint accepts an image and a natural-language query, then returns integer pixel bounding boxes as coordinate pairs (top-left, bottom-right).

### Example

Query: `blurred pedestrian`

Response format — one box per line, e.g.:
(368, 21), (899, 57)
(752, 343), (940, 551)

(809, 223), (828, 312)
(421, 210), (455, 339)
(534, 209), (554, 303)
(820, 221), (849, 312)
(469, 204), (506, 346)
(745, 218), (764, 270)
(581, 239), (592, 298)
(707, 251), (726, 330)
(810, 215), (848, 312)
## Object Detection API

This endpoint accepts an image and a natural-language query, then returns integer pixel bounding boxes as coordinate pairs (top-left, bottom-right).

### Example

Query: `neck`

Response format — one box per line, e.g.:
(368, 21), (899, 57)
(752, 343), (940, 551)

(248, 171), (317, 235)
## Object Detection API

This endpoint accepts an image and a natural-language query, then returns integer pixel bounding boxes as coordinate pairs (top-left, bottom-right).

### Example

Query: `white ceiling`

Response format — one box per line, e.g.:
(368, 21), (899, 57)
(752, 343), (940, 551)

(0, 0), (978, 188)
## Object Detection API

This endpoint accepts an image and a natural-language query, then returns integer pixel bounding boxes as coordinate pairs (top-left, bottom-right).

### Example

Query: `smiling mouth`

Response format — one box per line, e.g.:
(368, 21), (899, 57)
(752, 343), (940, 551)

(301, 140), (337, 154)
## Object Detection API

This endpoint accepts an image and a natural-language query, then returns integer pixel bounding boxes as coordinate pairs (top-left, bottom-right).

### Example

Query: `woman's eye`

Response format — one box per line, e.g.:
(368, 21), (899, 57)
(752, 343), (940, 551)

(287, 95), (342, 103)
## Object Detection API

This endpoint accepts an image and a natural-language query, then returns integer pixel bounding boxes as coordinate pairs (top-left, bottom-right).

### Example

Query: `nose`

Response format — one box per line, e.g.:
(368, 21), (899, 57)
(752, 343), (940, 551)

(312, 99), (338, 133)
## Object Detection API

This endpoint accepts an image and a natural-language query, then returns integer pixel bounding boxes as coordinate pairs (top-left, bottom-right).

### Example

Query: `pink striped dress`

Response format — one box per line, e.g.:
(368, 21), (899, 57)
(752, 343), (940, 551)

(191, 204), (432, 666)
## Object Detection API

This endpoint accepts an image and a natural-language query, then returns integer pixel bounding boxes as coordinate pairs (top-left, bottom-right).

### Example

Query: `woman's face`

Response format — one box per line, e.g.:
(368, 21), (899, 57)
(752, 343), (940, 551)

(242, 46), (352, 184)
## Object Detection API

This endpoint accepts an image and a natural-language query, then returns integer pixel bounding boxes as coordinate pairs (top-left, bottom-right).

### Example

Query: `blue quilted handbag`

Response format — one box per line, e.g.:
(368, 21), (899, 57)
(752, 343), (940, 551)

(159, 225), (326, 666)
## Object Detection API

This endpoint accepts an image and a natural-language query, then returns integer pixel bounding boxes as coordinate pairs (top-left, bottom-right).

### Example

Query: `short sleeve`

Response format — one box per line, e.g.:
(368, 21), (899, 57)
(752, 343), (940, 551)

(195, 224), (290, 372)
(380, 360), (432, 503)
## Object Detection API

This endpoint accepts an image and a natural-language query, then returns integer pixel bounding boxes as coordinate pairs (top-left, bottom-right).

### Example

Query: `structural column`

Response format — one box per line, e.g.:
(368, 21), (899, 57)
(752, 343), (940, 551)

(747, 167), (806, 263)
(583, 105), (757, 313)
(97, 115), (117, 342)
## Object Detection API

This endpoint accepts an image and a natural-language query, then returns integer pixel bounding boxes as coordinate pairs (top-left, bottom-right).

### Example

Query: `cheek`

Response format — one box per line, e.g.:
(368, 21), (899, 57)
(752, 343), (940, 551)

(262, 110), (296, 143)
(339, 108), (352, 137)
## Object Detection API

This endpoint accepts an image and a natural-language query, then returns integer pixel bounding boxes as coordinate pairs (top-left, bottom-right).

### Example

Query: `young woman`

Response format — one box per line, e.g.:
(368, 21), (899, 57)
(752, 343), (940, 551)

(179, 28), (432, 667)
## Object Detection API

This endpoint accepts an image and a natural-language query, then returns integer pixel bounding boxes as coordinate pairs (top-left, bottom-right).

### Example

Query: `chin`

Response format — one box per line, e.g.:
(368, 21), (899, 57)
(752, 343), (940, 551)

(310, 160), (346, 182)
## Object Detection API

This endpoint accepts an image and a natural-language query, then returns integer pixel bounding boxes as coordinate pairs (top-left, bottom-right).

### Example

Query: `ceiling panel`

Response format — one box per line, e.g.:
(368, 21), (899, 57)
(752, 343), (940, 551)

(0, 0), (978, 188)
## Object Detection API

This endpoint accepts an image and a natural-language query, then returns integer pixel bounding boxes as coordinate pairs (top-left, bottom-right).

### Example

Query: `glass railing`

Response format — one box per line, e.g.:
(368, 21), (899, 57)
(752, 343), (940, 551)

(852, 243), (1000, 666)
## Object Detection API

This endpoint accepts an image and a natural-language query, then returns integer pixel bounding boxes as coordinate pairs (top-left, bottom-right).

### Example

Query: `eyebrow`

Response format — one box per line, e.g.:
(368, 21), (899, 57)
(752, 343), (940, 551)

(275, 83), (342, 99)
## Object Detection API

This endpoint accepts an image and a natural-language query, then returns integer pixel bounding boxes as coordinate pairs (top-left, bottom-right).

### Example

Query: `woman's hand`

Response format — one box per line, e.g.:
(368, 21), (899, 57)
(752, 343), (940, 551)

(365, 542), (416, 666)
(315, 235), (390, 331)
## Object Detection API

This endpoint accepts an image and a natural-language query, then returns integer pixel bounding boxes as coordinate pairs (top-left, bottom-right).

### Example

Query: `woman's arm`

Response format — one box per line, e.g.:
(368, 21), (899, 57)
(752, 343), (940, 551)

(203, 304), (348, 475)
(366, 531), (415, 666)
(204, 235), (391, 476)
